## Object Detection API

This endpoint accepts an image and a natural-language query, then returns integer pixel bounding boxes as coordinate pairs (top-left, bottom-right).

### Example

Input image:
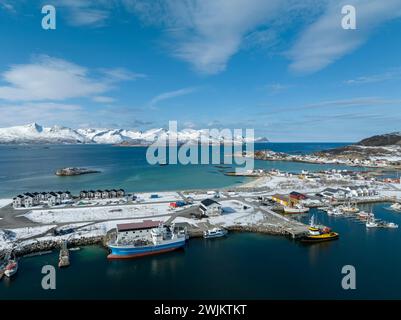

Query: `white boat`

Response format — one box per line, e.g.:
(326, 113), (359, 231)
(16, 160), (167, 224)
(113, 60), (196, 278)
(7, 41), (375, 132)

(366, 220), (378, 228)
(366, 214), (379, 228)
(386, 222), (399, 229)
(327, 207), (343, 216)
(283, 205), (309, 214)
(203, 227), (228, 239)
(390, 203), (401, 212)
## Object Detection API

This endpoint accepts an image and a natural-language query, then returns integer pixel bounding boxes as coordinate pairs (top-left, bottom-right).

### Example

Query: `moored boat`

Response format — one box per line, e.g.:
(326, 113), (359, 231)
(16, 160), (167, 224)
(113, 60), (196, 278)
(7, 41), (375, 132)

(357, 211), (374, 220)
(366, 216), (379, 228)
(203, 227), (228, 239)
(107, 221), (186, 259)
(4, 253), (18, 278)
(341, 202), (359, 214)
(283, 204), (309, 214)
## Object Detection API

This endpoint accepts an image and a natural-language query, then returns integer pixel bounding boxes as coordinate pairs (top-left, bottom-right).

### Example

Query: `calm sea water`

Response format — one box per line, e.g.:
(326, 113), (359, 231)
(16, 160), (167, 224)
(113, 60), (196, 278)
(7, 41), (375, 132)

(0, 143), (353, 198)
(2, 143), (398, 300)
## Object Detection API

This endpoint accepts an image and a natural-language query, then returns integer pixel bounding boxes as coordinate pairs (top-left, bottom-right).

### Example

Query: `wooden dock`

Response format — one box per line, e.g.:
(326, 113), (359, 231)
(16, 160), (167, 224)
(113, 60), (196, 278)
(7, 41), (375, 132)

(261, 207), (309, 238)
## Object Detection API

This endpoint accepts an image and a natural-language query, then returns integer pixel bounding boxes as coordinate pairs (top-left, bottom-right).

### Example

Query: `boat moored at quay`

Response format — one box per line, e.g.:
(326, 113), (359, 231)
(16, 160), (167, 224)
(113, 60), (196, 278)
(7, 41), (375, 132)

(107, 221), (187, 259)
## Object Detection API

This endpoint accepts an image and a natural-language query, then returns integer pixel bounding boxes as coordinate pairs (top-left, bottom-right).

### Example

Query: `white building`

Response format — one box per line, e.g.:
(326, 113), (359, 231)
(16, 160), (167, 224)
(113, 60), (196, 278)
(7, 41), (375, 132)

(199, 199), (222, 216)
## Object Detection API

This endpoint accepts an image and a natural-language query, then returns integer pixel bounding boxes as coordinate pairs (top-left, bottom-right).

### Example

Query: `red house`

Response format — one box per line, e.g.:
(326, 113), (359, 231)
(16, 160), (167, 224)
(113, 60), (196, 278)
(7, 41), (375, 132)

(289, 191), (307, 201)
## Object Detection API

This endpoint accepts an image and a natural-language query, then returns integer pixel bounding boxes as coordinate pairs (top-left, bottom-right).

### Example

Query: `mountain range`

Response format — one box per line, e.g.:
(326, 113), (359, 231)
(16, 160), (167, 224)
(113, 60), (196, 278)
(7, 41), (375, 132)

(0, 123), (268, 145)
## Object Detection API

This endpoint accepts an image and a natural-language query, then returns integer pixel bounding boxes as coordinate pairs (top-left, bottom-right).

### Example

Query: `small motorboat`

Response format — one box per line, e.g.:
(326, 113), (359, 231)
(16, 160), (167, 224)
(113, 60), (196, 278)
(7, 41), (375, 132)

(366, 217), (379, 228)
(327, 207), (343, 216)
(386, 222), (399, 229)
(203, 227), (228, 239)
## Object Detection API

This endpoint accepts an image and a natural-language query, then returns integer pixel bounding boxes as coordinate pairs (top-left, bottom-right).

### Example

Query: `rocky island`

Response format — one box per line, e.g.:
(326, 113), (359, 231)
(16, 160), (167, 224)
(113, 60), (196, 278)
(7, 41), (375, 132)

(55, 167), (101, 176)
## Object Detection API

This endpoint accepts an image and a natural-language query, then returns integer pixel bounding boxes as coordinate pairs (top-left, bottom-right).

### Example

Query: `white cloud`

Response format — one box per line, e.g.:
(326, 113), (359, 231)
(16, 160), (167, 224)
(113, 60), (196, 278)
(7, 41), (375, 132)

(0, 1), (16, 13)
(0, 56), (136, 102)
(54, 0), (111, 27)
(266, 83), (291, 94)
(149, 87), (197, 107)
(99, 67), (147, 81)
(92, 96), (116, 103)
(345, 68), (401, 85)
(35, 1), (401, 75)
(288, 0), (401, 73)
(129, 0), (288, 74)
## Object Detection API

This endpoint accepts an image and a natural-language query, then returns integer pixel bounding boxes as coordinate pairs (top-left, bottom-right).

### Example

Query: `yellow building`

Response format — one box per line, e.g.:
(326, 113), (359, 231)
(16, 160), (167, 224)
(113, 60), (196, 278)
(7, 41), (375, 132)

(271, 194), (291, 206)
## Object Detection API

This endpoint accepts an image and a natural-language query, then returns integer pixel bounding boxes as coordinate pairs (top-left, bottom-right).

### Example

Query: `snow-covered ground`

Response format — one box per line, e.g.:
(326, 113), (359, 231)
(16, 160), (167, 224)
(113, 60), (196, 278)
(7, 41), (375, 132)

(182, 191), (227, 201)
(0, 198), (11, 209)
(23, 203), (176, 224)
(173, 199), (265, 228)
(7, 225), (56, 240)
(135, 192), (182, 203)
(0, 225), (56, 251)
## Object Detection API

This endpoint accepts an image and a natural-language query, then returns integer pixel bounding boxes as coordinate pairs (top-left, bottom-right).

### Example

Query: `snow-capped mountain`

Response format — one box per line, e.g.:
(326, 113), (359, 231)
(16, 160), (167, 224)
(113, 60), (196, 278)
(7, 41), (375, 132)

(0, 123), (268, 145)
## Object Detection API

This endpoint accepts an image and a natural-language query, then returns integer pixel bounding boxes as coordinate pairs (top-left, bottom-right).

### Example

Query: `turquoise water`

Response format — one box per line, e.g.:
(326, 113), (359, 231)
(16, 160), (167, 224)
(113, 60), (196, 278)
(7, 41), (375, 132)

(1, 203), (400, 299)
(0, 143), (356, 198)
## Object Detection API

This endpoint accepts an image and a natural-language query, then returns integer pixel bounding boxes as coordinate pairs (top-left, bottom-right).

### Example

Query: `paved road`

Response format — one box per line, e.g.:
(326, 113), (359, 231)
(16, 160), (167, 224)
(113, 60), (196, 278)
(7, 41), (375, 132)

(0, 204), (40, 229)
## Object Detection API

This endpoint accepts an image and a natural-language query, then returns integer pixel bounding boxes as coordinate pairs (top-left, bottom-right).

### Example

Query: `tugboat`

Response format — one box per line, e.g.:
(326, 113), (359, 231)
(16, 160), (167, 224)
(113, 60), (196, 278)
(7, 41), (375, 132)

(301, 215), (339, 243)
(203, 227), (228, 239)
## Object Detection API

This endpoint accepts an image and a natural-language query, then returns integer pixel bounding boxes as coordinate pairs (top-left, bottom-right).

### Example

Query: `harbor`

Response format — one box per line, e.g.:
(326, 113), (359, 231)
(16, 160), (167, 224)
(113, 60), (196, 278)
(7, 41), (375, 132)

(1, 144), (401, 298)
(2, 162), (401, 261)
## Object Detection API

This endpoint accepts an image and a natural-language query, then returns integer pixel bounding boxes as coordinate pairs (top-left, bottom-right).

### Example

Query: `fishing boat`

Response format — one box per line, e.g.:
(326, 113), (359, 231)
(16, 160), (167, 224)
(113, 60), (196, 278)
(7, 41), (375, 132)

(203, 227), (228, 239)
(301, 215), (339, 243)
(107, 221), (187, 259)
(283, 204), (309, 214)
(4, 253), (18, 278)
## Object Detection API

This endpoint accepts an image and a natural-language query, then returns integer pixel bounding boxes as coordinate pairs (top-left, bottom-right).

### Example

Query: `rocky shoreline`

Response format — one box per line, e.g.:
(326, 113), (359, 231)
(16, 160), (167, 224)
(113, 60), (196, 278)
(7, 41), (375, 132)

(12, 236), (104, 257)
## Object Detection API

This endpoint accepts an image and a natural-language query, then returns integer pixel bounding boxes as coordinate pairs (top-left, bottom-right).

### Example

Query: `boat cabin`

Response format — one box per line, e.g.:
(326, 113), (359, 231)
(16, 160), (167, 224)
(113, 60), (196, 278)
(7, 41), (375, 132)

(116, 220), (162, 243)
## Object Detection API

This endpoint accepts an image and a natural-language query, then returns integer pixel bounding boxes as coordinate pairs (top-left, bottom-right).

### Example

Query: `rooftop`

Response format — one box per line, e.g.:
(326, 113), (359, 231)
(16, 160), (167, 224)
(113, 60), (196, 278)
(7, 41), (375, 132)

(117, 220), (161, 232)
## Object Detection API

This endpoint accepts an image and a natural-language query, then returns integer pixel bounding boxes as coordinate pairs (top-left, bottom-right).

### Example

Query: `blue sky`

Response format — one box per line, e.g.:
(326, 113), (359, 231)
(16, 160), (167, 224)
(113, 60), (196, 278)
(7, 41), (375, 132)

(0, 0), (401, 141)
